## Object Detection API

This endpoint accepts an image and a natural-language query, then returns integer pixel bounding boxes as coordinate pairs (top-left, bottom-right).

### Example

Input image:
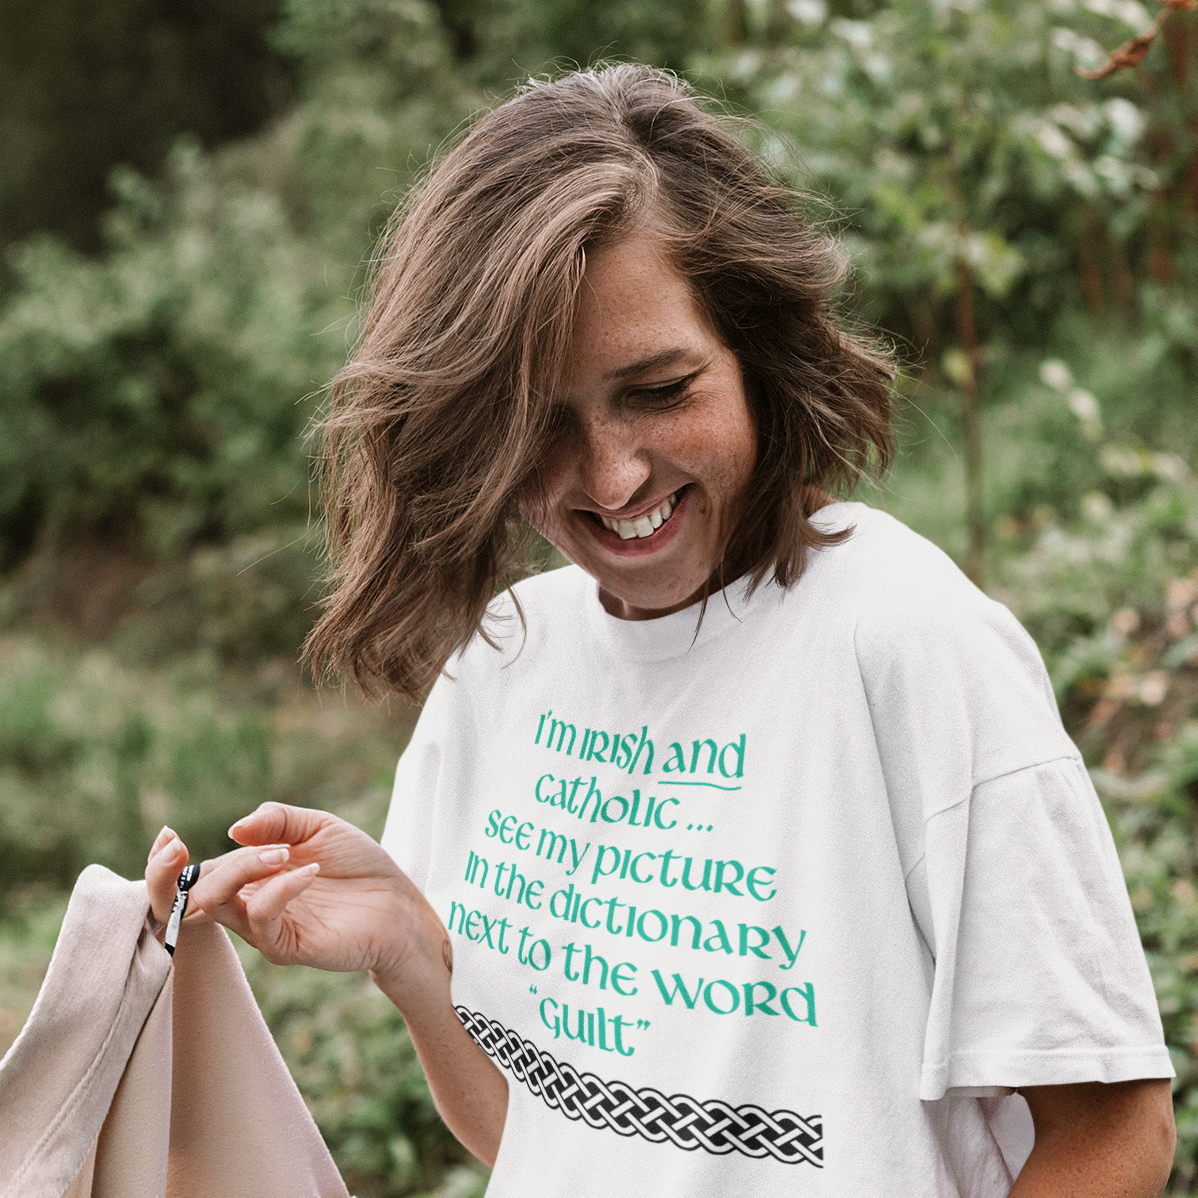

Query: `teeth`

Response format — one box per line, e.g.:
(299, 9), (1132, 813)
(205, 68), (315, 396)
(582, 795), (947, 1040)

(600, 492), (677, 540)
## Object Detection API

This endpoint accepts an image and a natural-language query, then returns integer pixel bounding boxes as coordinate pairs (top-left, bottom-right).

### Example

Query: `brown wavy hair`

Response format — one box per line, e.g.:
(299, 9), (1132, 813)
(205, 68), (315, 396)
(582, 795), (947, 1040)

(304, 64), (895, 700)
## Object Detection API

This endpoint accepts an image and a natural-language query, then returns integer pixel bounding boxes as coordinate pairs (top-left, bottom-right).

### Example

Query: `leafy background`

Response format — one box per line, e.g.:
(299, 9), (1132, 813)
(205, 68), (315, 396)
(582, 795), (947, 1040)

(2, 0), (1198, 1192)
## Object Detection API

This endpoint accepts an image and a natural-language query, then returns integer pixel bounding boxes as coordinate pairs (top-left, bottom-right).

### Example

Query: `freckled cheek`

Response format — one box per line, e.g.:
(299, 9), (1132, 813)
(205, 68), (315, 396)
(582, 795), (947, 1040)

(724, 414), (759, 500)
(672, 435), (755, 513)
(542, 442), (587, 500)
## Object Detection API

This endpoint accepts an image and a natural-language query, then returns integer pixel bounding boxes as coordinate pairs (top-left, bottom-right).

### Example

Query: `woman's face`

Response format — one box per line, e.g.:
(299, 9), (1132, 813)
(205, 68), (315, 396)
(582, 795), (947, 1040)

(528, 230), (757, 620)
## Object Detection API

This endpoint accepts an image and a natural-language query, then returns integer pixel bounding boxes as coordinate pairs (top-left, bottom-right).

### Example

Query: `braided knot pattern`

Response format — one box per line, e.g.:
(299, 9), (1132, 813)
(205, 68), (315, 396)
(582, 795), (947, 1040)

(456, 1005), (823, 1166)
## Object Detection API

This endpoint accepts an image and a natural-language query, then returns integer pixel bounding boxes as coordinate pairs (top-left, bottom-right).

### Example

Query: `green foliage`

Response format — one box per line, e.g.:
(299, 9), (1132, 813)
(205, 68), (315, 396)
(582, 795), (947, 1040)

(0, 895), (69, 1057)
(270, 0), (475, 260)
(130, 525), (327, 662)
(695, 0), (1195, 355)
(0, 0), (475, 584)
(879, 303), (1198, 562)
(462, 0), (715, 80)
(0, 637), (410, 898)
(0, 0), (288, 256)
(0, 145), (341, 568)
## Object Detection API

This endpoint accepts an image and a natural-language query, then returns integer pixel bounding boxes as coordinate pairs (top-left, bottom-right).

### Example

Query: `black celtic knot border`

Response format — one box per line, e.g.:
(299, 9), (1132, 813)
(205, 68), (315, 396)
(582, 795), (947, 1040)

(455, 1005), (823, 1166)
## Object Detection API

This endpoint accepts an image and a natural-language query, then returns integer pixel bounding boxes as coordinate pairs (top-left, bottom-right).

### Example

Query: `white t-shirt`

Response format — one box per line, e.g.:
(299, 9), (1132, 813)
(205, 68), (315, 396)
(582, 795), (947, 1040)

(382, 502), (1172, 1197)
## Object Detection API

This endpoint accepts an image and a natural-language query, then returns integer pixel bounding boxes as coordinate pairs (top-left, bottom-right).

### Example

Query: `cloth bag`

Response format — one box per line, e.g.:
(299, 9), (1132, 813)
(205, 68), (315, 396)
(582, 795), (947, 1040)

(0, 864), (351, 1198)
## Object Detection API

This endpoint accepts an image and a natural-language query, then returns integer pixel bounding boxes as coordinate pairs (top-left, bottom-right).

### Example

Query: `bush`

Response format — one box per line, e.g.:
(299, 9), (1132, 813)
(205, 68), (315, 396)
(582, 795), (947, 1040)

(0, 636), (411, 900)
(0, 146), (342, 572)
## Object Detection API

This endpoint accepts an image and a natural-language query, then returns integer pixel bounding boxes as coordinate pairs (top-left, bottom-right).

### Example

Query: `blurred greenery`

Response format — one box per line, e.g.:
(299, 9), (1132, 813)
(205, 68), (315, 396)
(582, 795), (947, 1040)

(0, 0), (291, 258)
(0, 636), (408, 897)
(2, 0), (1198, 1191)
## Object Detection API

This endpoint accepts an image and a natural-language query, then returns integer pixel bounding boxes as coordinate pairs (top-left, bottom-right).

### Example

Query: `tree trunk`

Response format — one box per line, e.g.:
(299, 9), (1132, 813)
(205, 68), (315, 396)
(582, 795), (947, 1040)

(724, 0), (750, 45)
(1079, 208), (1106, 321)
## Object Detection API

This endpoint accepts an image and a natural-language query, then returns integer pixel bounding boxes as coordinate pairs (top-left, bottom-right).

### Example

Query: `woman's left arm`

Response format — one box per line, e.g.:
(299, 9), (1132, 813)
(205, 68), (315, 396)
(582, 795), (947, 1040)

(1011, 1079), (1175, 1197)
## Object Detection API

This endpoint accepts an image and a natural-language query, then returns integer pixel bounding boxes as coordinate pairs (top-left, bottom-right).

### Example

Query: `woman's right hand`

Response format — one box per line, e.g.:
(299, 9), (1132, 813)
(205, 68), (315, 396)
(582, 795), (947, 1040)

(152, 803), (452, 1010)
(146, 804), (507, 1165)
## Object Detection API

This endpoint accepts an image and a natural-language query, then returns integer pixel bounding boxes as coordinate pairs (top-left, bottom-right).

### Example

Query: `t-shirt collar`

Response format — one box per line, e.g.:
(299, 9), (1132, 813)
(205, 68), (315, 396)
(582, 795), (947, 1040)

(580, 500), (862, 661)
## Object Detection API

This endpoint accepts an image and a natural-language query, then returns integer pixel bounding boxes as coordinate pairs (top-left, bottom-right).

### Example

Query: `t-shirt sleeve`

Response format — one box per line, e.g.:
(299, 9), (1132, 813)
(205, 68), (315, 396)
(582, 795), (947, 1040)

(852, 553), (1172, 1100)
(915, 757), (1173, 1099)
(379, 593), (516, 894)
(381, 672), (471, 892)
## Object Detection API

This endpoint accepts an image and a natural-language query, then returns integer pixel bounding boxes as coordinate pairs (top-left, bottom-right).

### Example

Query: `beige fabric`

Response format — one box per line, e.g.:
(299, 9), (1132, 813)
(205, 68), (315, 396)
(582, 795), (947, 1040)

(0, 865), (351, 1198)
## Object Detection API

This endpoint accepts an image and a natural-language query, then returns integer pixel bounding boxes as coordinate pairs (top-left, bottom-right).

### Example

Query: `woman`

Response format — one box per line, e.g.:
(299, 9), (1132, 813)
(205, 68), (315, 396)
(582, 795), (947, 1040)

(146, 66), (1175, 1195)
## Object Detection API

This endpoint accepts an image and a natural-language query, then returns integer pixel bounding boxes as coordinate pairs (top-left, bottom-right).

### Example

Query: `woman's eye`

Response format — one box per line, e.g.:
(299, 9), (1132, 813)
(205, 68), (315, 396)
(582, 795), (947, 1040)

(631, 375), (696, 408)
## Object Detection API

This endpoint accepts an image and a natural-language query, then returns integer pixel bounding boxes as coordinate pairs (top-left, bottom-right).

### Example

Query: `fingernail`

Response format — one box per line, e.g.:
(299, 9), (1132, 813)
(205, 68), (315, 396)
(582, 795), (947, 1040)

(158, 824), (175, 840)
(259, 847), (289, 865)
(302, 862), (320, 876)
(228, 820), (245, 837)
(158, 836), (183, 860)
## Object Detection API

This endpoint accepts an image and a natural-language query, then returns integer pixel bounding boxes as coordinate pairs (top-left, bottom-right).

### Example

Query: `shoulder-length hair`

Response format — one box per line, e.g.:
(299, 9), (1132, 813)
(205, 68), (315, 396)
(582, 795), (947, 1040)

(305, 64), (894, 700)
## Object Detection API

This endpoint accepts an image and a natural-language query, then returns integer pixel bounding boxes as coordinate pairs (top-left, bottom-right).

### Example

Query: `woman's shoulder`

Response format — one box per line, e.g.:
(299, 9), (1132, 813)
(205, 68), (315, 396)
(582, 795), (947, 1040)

(812, 504), (1010, 625)
(449, 564), (592, 671)
(805, 503), (1045, 678)
(811, 503), (976, 599)
(811, 505), (1070, 780)
(488, 563), (593, 624)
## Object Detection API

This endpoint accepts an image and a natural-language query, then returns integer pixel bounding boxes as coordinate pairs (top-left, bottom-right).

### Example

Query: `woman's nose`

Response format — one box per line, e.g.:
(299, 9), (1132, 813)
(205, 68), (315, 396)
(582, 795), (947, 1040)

(577, 416), (651, 511)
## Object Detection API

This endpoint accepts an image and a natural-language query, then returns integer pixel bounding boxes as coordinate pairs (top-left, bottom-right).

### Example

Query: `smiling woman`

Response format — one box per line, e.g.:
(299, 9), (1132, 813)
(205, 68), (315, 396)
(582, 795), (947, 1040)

(529, 230), (758, 619)
(147, 65), (1175, 1198)
(302, 65), (893, 697)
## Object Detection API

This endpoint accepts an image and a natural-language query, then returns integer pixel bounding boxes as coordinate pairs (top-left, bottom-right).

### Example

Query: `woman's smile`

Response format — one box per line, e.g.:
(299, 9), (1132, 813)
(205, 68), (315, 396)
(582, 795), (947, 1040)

(575, 485), (690, 560)
(594, 487), (679, 541)
(528, 229), (757, 620)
